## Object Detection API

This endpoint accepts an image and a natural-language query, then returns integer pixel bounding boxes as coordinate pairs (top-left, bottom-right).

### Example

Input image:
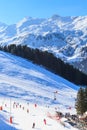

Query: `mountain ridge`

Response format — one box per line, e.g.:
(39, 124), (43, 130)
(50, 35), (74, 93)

(0, 15), (87, 74)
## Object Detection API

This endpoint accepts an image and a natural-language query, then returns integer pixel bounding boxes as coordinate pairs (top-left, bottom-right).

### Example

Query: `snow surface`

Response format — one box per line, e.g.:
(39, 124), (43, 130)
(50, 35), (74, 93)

(0, 51), (79, 130)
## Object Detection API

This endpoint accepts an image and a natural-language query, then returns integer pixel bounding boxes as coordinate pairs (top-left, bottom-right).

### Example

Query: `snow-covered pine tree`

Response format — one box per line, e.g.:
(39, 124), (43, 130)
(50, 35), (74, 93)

(75, 87), (85, 115)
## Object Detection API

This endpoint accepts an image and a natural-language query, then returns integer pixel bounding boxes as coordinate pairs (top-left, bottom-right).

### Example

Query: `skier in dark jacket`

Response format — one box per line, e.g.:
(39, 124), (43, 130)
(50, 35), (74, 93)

(32, 122), (35, 128)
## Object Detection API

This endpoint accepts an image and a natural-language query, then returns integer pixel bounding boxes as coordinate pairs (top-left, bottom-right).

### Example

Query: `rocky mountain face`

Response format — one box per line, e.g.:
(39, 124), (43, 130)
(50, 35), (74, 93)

(0, 15), (87, 74)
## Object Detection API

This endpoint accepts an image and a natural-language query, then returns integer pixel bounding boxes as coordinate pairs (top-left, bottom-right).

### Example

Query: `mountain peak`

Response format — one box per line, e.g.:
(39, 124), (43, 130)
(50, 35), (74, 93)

(51, 14), (61, 20)
(0, 21), (7, 27)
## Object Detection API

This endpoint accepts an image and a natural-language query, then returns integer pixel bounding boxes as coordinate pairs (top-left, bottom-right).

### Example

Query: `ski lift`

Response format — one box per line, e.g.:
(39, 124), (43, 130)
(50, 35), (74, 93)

(53, 91), (58, 100)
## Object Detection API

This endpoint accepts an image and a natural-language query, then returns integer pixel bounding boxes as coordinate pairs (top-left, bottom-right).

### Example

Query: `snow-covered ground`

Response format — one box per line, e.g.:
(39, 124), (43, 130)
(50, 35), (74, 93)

(0, 51), (79, 130)
(0, 98), (79, 130)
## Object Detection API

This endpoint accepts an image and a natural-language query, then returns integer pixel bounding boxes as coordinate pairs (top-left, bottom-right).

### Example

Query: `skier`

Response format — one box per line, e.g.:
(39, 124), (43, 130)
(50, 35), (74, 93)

(35, 104), (37, 107)
(43, 119), (46, 125)
(27, 109), (29, 113)
(32, 122), (35, 128)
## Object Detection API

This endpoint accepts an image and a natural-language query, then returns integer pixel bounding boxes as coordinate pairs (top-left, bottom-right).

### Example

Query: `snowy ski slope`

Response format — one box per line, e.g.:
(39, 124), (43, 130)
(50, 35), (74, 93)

(0, 51), (79, 130)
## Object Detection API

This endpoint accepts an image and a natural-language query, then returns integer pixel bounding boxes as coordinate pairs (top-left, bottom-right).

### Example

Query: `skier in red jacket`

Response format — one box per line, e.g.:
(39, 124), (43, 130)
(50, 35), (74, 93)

(43, 119), (46, 125)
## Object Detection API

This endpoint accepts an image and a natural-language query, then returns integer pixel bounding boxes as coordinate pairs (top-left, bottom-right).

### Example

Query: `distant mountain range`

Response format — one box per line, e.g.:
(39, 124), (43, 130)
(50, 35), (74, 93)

(0, 14), (87, 74)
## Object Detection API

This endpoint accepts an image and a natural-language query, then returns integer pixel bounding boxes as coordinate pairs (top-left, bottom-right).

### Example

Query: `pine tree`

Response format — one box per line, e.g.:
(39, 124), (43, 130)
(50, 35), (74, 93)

(75, 87), (85, 115)
(84, 86), (87, 112)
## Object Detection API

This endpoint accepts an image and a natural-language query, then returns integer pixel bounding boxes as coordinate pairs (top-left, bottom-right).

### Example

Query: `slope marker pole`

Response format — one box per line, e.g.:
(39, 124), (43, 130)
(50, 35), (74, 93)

(9, 97), (12, 124)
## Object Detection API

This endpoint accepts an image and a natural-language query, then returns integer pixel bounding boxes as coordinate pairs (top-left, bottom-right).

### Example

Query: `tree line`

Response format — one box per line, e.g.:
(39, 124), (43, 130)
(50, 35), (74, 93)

(0, 44), (87, 85)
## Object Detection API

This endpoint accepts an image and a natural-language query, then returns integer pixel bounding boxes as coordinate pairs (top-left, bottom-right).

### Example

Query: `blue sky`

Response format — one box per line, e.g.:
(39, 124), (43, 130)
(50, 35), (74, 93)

(0, 0), (87, 24)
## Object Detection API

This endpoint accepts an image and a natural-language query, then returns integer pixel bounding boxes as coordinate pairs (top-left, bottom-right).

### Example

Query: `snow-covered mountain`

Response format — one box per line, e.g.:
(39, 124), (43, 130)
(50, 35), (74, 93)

(0, 50), (79, 130)
(0, 15), (87, 74)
